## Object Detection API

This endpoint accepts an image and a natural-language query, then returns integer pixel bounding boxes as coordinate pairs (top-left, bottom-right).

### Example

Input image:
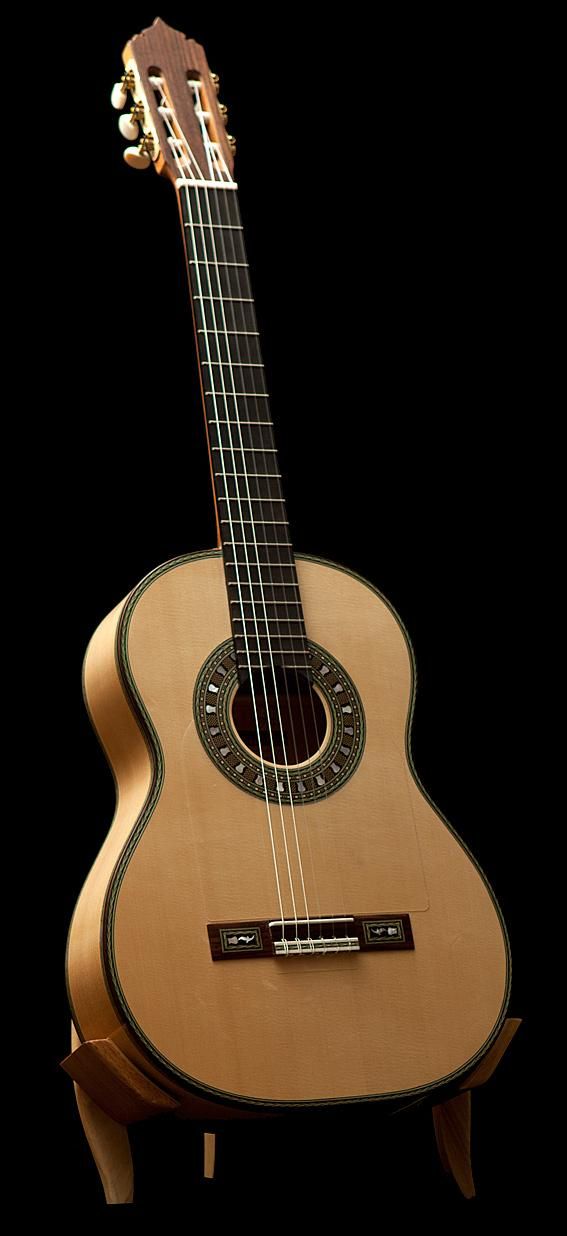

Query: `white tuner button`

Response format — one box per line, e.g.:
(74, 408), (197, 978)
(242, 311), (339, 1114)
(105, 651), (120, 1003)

(123, 145), (151, 170)
(118, 114), (139, 140)
(111, 82), (128, 110)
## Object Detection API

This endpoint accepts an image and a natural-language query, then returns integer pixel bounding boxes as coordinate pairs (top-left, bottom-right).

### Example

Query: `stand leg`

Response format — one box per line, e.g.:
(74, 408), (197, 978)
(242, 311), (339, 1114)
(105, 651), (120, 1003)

(432, 1090), (475, 1198)
(203, 1132), (216, 1179)
(431, 1017), (522, 1199)
(70, 1022), (134, 1205)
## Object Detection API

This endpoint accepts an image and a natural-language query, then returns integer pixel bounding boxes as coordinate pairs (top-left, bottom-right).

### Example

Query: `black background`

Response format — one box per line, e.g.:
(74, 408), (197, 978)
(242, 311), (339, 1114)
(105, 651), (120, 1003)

(26, 3), (538, 1216)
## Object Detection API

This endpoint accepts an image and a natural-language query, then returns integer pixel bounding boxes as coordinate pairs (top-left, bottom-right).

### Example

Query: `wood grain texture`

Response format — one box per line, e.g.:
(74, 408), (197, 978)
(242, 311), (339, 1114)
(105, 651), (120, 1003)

(123, 18), (234, 183)
(432, 1091), (475, 1198)
(69, 1022), (134, 1205)
(61, 1036), (179, 1123)
(66, 550), (511, 1112)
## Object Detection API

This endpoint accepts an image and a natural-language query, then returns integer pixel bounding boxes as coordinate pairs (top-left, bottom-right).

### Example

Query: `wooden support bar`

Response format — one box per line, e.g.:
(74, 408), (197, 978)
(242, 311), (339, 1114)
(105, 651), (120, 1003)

(61, 1028), (180, 1124)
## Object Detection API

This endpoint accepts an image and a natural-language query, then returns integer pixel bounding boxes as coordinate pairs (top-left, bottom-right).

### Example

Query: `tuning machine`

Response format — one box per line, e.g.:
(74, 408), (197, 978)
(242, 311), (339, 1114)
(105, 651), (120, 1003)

(118, 101), (145, 141)
(110, 70), (135, 110)
(123, 134), (155, 170)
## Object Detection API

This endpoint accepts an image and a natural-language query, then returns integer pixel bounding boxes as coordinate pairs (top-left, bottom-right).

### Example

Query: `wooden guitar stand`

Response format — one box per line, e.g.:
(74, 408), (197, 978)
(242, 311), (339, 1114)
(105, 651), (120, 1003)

(61, 1017), (521, 1204)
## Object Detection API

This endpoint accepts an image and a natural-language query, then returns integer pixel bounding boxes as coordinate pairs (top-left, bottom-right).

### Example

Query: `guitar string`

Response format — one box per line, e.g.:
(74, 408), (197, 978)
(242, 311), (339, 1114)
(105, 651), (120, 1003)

(159, 101), (289, 942)
(184, 84), (315, 947)
(192, 148), (314, 948)
(186, 84), (341, 953)
(164, 90), (309, 946)
(209, 187), (341, 946)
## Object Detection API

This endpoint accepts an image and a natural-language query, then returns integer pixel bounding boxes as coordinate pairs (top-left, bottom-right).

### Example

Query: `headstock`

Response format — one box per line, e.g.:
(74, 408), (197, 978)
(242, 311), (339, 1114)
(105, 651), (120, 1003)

(110, 17), (236, 183)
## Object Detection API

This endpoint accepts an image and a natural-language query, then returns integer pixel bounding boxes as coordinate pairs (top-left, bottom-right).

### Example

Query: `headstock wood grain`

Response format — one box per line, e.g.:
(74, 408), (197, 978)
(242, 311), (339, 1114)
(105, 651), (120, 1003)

(111, 16), (235, 183)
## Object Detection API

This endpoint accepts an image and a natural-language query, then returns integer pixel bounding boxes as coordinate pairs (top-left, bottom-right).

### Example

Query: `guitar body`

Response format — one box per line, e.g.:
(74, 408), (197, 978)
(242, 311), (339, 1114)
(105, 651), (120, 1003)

(66, 548), (511, 1114)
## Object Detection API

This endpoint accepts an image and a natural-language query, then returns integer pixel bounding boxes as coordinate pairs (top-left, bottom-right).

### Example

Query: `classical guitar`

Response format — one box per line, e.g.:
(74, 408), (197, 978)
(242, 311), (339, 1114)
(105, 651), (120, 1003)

(65, 17), (511, 1121)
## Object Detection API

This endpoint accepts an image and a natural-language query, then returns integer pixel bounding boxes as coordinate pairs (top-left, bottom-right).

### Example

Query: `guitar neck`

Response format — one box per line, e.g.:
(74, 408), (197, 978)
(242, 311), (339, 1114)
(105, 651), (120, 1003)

(177, 179), (310, 679)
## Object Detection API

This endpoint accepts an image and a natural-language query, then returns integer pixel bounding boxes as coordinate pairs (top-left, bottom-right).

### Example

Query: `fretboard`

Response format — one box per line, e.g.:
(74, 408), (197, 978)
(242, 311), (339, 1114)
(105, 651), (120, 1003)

(178, 182), (309, 679)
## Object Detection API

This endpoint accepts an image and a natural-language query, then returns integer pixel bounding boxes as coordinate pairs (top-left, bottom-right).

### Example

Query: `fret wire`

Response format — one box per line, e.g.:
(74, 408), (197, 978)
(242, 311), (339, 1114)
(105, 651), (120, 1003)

(230, 599), (302, 606)
(195, 295), (255, 302)
(224, 561), (295, 567)
(186, 222), (244, 230)
(233, 616), (304, 623)
(227, 582), (300, 589)
(190, 260), (249, 267)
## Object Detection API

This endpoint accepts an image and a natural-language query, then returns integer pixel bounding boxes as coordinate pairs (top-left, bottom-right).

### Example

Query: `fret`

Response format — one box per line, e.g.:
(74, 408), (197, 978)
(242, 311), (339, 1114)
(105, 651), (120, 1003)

(198, 329), (259, 335)
(221, 516), (287, 523)
(216, 471), (280, 477)
(206, 361), (264, 367)
(233, 616), (304, 623)
(211, 435), (277, 454)
(204, 383), (268, 397)
(195, 295), (254, 303)
(185, 222), (243, 230)
(217, 477), (284, 500)
(230, 599), (302, 607)
(208, 418), (274, 438)
(234, 638), (307, 647)
(227, 581), (300, 589)
(229, 540), (292, 546)
(189, 259), (248, 268)
(224, 547), (295, 565)
(223, 563), (297, 571)
(195, 298), (257, 332)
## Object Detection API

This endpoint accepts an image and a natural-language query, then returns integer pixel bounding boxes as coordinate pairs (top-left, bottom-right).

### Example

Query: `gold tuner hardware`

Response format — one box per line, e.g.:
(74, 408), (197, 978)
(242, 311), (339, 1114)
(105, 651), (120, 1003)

(218, 103), (229, 126)
(123, 134), (155, 170)
(111, 69), (136, 111)
(210, 72), (220, 94)
(227, 133), (237, 154)
(118, 101), (145, 141)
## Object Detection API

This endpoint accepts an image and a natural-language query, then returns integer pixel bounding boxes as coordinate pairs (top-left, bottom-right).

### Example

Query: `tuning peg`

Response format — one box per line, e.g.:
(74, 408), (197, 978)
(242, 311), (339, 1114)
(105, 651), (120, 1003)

(111, 70), (135, 110)
(123, 134), (155, 169)
(218, 103), (228, 126)
(210, 72), (220, 95)
(226, 133), (237, 154)
(118, 101), (145, 141)
(119, 113), (139, 140)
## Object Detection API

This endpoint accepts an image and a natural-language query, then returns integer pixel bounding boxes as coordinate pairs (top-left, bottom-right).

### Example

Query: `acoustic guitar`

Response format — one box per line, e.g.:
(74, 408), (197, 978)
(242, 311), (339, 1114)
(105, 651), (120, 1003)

(65, 17), (511, 1121)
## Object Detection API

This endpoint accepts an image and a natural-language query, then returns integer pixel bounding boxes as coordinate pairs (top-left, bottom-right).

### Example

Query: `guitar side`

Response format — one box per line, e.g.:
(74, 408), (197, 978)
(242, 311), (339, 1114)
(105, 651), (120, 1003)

(66, 548), (511, 1114)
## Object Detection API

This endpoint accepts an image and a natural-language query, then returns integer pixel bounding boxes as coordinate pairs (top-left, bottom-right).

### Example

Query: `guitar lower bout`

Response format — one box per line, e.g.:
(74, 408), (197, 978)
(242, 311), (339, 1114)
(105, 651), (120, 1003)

(66, 548), (511, 1113)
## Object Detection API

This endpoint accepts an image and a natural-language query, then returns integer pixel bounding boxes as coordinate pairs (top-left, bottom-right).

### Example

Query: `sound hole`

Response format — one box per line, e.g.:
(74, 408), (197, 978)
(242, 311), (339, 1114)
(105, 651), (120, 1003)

(231, 667), (328, 765)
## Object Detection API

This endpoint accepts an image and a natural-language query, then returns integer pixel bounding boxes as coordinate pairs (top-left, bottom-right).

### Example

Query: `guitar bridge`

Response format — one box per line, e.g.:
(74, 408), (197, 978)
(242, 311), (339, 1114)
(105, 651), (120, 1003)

(208, 913), (414, 959)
